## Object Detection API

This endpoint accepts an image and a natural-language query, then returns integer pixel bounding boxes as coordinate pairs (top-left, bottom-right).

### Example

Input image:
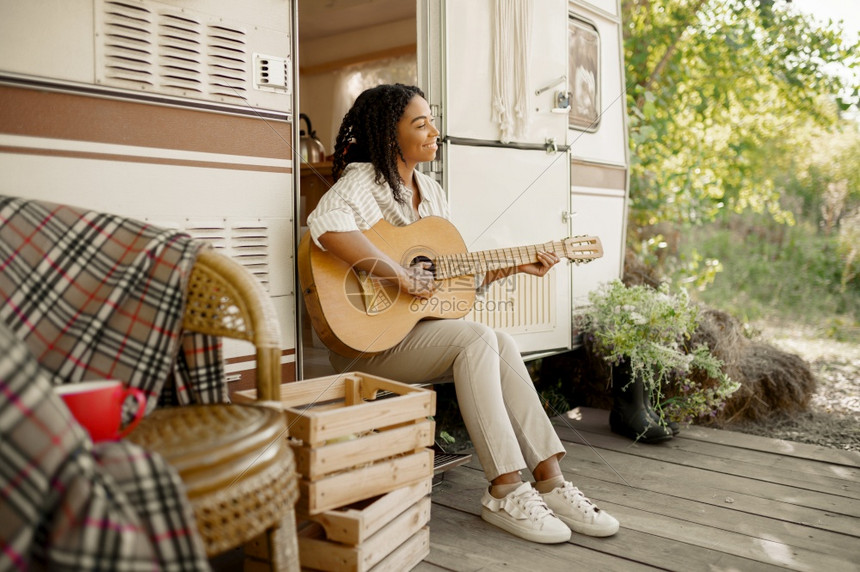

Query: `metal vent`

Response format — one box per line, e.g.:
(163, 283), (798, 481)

(254, 53), (291, 94)
(207, 24), (248, 101)
(157, 10), (203, 94)
(231, 221), (270, 290)
(184, 220), (228, 249)
(101, 1), (155, 87)
(470, 274), (553, 333)
(182, 219), (269, 292)
(97, 0), (250, 104)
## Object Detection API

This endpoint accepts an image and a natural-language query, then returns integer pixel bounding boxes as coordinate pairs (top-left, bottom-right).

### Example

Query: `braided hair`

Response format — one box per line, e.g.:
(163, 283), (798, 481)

(331, 83), (425, 204)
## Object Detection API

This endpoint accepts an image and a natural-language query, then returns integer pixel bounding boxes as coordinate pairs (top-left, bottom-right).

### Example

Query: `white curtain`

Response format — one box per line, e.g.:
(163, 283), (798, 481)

(492, 0), (532, 143)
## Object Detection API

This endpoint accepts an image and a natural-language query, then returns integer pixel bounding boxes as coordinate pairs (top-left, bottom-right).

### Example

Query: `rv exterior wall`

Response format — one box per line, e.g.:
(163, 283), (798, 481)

(0, 0), (298, 384)
(568, 0), (629, 309)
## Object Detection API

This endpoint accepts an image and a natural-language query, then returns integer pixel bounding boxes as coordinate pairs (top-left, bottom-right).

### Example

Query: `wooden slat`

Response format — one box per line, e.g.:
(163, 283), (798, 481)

(294, 420), (434, 479)
(563, 471), (860, 565)
(556, 446), (860, 537)
(430, 467), (790, 571)
(300, 449), (433, 514)
(372, 526), (430, 572)
(299, 498), (429, 571)
(423, 500), (653, 571)
(421, 407), (859, 572)
(287, 390), (433, 445)
(552, 415), (860, 500)
(565, 407), (860, 470)
(304, 479), (432, 545)
(411, 561), (450, 571)
(679, 424), (860, 468)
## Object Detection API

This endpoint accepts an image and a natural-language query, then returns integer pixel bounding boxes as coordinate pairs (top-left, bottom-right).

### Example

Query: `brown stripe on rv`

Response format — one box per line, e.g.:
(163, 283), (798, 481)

(570, 160), (627, 190)
(0, 85), (293, 163)
(0, 145), (290, 173)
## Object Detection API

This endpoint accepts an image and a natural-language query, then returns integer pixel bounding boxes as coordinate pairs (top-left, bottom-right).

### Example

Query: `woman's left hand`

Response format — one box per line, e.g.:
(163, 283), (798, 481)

(517, 251), (560, 277)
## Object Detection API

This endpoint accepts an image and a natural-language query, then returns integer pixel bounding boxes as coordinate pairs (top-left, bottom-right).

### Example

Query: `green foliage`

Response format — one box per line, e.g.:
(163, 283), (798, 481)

(622, 0), (860, 342)
(578, 280), (740, 424)
(675, 214), (860, 342)
(622, 0), (859, 231)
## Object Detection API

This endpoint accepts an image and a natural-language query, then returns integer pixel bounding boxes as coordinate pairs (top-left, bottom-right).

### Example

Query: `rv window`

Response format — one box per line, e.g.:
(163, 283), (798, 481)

(568, 16), (600, 132)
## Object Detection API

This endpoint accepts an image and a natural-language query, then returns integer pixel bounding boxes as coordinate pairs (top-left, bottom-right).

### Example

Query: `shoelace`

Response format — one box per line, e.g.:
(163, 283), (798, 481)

(513, 487), (554, 520)
(559, 484), (597, 513)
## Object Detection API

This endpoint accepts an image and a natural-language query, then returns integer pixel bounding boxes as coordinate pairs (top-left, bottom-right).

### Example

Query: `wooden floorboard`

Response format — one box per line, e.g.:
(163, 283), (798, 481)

(422, 408), (860, 572)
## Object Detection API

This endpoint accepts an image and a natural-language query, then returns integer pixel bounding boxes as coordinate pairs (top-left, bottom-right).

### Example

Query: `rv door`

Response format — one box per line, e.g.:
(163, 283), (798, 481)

(418, 0), (572, 355)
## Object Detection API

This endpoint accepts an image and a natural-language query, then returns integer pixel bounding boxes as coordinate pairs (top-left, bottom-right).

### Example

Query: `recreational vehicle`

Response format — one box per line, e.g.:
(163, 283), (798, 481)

(0, 0), (629, 389)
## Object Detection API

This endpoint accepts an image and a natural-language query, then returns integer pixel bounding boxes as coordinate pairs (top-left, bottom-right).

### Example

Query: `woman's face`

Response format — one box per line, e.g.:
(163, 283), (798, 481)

(396, 95), (439, 166)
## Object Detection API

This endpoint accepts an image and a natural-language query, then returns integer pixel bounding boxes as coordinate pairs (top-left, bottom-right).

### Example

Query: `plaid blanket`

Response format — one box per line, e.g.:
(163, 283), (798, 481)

(0, 195), (226, 409)
(0, 321), (210, 571)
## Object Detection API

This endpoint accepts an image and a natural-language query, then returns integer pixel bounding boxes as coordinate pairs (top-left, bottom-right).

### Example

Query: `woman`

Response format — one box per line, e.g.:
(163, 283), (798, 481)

(306, 83), (619, 544)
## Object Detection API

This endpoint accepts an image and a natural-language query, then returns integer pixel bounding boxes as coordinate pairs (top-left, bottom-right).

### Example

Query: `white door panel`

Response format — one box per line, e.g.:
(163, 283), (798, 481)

(446, 144), (571, 353)
(420, 0), (573, 353)
(443, 0), (568, 145)
(570, 189), (625, 307)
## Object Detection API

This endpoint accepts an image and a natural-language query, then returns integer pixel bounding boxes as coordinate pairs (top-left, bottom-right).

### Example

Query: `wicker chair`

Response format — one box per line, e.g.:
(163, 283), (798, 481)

(183, 247), (282, 400)
(128, 247), (299, 571)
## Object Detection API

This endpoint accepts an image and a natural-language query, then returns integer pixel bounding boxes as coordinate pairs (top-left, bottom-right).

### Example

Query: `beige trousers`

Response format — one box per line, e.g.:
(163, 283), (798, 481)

(330, 319), (566, 481)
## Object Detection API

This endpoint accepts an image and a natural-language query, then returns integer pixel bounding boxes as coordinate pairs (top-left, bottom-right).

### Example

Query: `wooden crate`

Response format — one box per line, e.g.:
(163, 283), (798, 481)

(302, 479), (431, 545)
(296, 479), (432, 571)
(234, 372), (436, 514)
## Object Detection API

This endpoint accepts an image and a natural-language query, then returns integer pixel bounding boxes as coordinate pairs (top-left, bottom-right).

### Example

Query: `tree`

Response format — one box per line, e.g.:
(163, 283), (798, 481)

(622, 0), (859, 232)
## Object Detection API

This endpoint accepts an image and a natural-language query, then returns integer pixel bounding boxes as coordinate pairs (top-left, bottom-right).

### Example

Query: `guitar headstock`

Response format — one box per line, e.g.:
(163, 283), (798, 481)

(560, 235), (603, 264)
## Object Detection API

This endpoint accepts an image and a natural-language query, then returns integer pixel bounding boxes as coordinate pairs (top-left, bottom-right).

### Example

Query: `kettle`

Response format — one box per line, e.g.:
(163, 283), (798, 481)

(299, 113), (327, 163)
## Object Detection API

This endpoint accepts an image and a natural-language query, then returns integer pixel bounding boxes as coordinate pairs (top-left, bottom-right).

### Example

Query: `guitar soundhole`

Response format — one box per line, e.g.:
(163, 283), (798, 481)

(410, 255), (436, 277)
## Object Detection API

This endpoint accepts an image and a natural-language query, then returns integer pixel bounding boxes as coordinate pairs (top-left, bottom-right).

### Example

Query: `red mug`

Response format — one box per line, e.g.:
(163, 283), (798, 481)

(55, 380), (147, 442)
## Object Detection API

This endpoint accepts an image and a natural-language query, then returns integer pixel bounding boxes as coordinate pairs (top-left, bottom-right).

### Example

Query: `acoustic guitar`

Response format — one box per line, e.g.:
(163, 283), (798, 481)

(298, 216), (603, 357)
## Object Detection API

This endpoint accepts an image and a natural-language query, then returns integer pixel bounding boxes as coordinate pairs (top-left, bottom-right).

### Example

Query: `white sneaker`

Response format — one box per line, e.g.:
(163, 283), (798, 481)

(481, 482), (571, 544)
(541, 481), (619, 537)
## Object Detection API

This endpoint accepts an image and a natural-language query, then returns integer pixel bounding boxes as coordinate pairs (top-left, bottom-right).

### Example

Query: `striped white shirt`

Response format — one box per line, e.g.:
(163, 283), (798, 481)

(307, 162), (449, 248)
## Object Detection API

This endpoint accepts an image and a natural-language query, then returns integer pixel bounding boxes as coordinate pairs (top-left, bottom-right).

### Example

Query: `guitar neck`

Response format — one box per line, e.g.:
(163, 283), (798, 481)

(435, 240), (569, 280)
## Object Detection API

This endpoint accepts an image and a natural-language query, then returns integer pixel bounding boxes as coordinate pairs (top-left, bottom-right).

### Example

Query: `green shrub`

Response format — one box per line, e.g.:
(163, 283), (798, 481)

(674, 215), (859, 342)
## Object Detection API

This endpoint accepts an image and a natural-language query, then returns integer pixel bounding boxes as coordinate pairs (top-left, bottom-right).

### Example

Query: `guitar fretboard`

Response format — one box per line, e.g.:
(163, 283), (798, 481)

(434, 239), (594, 280)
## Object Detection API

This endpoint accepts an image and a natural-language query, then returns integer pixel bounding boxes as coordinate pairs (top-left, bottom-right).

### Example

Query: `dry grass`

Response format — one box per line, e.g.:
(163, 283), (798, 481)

(721, 320), (860, 451)
(690, 309), (817, 423)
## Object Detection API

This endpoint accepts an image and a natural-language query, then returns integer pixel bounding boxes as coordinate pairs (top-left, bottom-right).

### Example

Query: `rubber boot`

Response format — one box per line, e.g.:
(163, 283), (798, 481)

(609, 363), (673, 443)
(643, 382), (680, 436)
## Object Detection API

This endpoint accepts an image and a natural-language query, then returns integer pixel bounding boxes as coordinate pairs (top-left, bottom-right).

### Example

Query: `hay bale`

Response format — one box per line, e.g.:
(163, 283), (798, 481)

(720, 341), (816, 423)
(687, 308), (817, 423)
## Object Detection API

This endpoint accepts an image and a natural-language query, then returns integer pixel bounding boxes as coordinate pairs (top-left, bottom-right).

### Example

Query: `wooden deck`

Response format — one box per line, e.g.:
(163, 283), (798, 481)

(415, 408), (860, 572)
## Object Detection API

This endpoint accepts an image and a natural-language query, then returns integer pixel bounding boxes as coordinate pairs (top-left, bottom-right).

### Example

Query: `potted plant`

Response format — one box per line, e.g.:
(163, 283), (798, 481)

(577, 280), (740, 443)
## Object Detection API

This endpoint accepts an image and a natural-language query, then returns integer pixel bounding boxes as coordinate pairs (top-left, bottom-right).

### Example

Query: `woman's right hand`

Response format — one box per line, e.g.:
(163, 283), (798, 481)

(318, 230), (437, 299)
(399, 261), (437, 299)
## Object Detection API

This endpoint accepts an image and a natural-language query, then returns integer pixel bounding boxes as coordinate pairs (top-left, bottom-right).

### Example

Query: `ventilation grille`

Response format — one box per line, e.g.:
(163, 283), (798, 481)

(184, 219), (270, 291)
(98, 0), (248, 104)
(254, 53), (290, 93)
(469, 274), (554, 333)
(230, 221), (270, 289)
(208, 25), (248, 98)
